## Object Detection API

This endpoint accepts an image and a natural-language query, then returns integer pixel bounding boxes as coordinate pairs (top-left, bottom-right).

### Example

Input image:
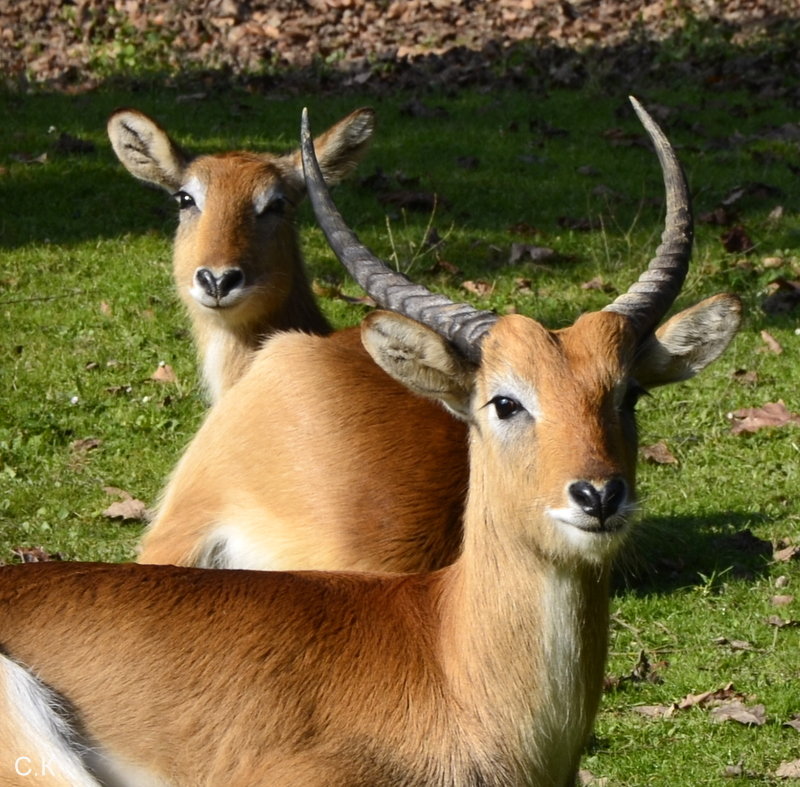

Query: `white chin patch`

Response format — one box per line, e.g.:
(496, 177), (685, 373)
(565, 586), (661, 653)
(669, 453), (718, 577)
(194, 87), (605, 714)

(189, 284), (248, 310)
(546, 507), (629, 559)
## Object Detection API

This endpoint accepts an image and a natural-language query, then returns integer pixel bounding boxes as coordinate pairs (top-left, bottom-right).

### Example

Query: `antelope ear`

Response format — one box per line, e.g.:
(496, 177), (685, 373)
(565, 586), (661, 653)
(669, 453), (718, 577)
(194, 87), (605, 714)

(287, 107), (375, 191)
(108, 108), (190, 192)
(361, 311), (476, 420)
(633, 293), (742, 388)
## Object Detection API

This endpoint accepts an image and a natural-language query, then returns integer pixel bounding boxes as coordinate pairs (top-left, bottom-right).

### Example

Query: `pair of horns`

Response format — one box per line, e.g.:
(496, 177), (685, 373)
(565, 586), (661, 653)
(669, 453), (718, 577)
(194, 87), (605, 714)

(301, 97), (692, 363)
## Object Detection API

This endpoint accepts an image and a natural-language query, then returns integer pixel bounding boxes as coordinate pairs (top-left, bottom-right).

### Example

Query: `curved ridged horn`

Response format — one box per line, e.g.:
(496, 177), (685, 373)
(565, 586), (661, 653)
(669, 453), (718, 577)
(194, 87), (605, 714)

(301, 108), (496, 363)
(603, 96), (693, 336)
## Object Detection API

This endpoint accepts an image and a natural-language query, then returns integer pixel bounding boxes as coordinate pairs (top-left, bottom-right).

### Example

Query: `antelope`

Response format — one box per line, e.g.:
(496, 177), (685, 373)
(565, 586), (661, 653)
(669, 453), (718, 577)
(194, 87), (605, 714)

(107, 105), (375, 402)
(137, 101), (741, 574)
(0, 99), (740, 786)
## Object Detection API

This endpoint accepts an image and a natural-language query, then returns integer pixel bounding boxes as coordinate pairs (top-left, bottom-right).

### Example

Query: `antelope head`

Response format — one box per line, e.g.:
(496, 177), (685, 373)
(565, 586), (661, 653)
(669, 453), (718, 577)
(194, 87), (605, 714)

(302, 98), (742, 565)
(108, 107), (375, 399)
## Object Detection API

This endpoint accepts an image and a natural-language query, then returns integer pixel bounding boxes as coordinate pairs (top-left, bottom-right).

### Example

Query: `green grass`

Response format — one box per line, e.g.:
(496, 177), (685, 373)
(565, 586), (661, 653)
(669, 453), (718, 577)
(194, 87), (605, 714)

(1, 71), (799, 785)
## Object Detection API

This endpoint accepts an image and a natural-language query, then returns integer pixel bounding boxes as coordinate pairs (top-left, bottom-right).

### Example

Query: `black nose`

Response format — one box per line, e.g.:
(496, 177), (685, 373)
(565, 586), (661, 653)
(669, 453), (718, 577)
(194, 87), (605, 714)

(568, 479), (627, 522)
(195, 268), (244, 299)
(218, 268), (244, 297)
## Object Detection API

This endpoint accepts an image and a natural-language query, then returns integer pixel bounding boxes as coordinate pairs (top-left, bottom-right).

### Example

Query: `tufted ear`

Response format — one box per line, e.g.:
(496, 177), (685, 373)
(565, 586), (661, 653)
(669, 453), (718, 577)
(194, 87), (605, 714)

(107, 108), (191, 192)
(633, 293), (742, 388)
(361, 311), (477, 421)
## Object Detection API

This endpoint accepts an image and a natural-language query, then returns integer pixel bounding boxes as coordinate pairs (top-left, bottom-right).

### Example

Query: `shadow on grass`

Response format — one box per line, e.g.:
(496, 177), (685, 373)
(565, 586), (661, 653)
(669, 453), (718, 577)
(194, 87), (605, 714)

(1, 18), (798, 251)
(615, 510), (775, 596)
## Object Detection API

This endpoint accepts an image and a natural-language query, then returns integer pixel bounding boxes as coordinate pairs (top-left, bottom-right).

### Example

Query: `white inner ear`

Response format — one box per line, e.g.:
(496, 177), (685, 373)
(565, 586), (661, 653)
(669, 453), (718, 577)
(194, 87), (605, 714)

(361, 313), (476, 421)
(109, 112), (188, 190)
(181, 176), (206, 211)
(634, 294), (741, 387)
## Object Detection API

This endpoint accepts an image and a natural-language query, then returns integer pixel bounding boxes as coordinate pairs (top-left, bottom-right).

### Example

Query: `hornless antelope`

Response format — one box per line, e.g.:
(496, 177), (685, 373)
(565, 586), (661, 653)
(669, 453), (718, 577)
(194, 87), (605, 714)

(0, 100), (740, 786)
(138, 100), (741, 574)
(107, 106), (375, 402)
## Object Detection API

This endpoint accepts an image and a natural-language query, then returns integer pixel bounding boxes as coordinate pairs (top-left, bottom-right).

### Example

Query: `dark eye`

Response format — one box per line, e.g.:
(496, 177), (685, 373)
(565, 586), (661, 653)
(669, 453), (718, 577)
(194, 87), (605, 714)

(260, 195), (287, 216)
(173, 190), (196, 210)
(490, 396), (523, 420)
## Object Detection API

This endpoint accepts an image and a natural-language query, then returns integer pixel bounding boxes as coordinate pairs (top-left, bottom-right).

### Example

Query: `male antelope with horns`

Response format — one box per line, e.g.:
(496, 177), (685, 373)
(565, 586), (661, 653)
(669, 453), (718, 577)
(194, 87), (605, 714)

(138, 99), (740, 574)
(0, 99), (740, 786)
(107, 106), (375, 402)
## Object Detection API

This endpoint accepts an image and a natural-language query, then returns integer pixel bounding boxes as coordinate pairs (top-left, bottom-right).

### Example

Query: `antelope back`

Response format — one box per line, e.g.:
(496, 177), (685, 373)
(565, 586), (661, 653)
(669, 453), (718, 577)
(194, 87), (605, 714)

(108, 107), (375, 399)
(0, 562), (456, 786)
(140, 326), (469, 572)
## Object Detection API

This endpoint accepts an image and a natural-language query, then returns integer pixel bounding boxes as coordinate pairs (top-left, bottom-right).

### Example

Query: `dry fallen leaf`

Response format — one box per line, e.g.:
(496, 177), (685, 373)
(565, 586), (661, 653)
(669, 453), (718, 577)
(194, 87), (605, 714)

(513, 277), (534, 295)
(315, 282), (377, 307)
(577, 769), (608, 786)
(721, 225), (755, 254)
(11, 546), (62, 563)
(775, 545), (800, 563)
(784, 715), (800, 733)
(677, 683), (740, 710)
(151, 363), (178, 384)
(69, 437), (103, 470)
(103, 498), (148, 521)
(713, 637), (761, 652)
(776, 759), (800, 778)
(70, 437), (102, 453)
(605, 649), (664, 691)
(722, 181), (784, 205)
(632, 704), (672, 719)
(461, 280), (494, 298)
(768, 205), (785, 223)
(429, 258), (462, 277)
(771, 595), (795, 606)
(580, 276), (615, 293)
(761, 278), (800, 314)
(338, 293), (376, 307)
(102, 487), (148, 522)
(508, 243), (556, 266)
(10, 151), (48, 165)
(312, 280), (340, 299)
(640, 441), (678, 465)
(710, 701), (767, 726)
(766, 615), (800, 628)
(728, 401), (800, 435)
(760, 329), (783, 354)
(699, 205), (736, 226)
(731, 368), (759, 386)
